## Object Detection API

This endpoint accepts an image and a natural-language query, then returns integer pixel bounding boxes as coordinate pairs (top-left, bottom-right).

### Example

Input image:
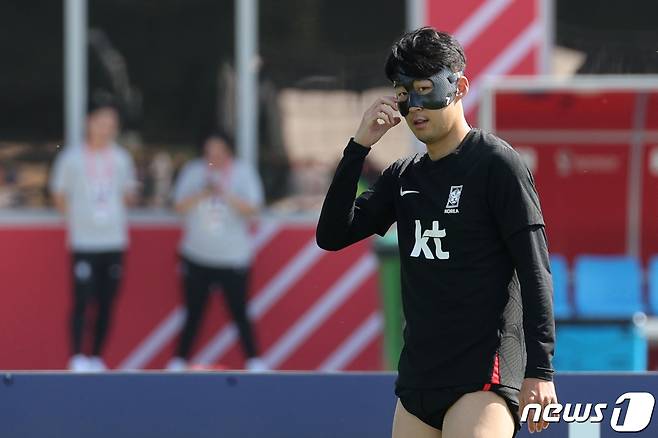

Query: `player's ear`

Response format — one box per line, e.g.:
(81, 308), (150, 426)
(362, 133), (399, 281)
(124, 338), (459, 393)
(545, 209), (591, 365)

(455, 76), (469, 101)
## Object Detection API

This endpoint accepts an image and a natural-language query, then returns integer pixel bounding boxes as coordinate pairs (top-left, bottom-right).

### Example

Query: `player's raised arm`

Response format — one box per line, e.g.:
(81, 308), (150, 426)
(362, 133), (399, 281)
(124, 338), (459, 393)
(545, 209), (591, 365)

(316, 97), (400, 251)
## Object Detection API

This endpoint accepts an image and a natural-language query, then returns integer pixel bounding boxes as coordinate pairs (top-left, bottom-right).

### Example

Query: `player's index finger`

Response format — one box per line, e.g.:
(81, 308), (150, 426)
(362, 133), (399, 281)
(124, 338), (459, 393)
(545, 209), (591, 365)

(379, 96), (398, 109)
(379, 104), (397, 118)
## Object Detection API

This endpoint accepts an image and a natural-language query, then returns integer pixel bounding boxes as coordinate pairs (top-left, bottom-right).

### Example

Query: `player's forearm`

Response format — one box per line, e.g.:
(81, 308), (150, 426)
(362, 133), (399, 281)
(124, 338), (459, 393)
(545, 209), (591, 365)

(226, 195), (260, 217)
(53, 193), (67, 214)
(124, 192), (138, 207)
(174, 191), (208, 215)
(316, 139), (370, 250)
(507, 225), (556, 381)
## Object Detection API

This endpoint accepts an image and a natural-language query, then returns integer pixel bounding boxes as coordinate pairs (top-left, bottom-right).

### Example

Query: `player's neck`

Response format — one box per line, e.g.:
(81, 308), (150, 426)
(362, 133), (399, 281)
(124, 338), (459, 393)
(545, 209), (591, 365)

(206, 156), (233, 169)
(425, 119), (471, 161)
(86, 138), (112, 151)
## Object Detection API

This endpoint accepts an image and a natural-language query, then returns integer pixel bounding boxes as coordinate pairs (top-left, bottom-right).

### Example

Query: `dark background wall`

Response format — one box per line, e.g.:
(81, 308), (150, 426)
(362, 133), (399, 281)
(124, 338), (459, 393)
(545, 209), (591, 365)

(0, 0), (404, 144)
(1, 0), (657, 143)
(556, 0), (658, 74)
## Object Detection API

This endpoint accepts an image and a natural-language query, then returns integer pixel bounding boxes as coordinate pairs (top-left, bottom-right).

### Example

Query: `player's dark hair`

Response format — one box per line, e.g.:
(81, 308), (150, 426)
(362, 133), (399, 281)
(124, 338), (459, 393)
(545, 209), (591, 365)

(384, 27), (466, 81)
(87, 91), (120, 116)
(200, 129), (235, 155)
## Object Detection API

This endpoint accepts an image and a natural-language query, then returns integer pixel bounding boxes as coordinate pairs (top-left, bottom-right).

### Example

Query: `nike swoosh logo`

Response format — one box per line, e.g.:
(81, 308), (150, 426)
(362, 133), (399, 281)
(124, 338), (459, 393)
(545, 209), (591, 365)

(400, 188), (420, 197)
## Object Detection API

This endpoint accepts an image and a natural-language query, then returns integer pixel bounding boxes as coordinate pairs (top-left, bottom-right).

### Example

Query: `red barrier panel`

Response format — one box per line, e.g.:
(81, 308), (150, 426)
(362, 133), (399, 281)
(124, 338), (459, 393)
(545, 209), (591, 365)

(427, 0), (546, 121)
(521, 143), (630, 260)
(493, 89), (658, 263)
(0, 220), (382, 371)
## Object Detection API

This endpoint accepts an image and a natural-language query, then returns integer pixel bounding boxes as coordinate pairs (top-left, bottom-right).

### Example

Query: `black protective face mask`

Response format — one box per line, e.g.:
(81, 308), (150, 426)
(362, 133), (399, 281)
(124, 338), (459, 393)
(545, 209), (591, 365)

(393, 68), (462, 116)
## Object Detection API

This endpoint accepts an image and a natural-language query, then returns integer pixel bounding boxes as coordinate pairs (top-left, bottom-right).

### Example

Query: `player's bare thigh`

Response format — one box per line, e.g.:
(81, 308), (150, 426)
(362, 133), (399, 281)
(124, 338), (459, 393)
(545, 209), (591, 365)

(391, 399), (442, 438)
(442, 391), (515, 438)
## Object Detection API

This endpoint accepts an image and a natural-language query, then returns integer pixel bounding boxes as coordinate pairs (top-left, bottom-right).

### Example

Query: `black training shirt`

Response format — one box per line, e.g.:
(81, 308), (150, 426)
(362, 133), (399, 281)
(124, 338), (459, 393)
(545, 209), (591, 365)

(317, 128), (555, 391)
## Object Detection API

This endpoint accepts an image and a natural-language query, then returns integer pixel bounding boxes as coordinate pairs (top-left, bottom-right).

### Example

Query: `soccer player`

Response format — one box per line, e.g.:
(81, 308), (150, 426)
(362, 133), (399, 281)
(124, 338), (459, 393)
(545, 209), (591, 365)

(167, 131), (266, 372)
(316, 28), (557, 437)
(51, 97), (137, 372)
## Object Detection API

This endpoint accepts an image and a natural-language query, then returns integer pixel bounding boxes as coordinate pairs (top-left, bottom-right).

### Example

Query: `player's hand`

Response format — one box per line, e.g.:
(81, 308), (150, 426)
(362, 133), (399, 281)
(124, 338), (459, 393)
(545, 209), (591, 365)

(519, 378), (558, 433)
(198, 186), (214, 201)
(212, 184), (225, 197)
(353, 96), (401, 148)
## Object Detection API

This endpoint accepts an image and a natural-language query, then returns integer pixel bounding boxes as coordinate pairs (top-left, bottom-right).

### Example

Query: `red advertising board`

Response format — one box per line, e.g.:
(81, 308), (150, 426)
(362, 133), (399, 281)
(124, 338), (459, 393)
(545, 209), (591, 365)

(0, 220), (383, 371)
(427, 0), (547, 119)
(492, 87), (658, 263)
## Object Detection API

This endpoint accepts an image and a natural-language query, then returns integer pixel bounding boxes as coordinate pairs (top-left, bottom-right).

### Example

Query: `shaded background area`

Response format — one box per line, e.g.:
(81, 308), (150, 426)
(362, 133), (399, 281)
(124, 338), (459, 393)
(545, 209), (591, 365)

(0, 0), (408, 206)
(556, 0), (658, 74)
(2, 0), (657, 144)
(0, 0), (404, 144)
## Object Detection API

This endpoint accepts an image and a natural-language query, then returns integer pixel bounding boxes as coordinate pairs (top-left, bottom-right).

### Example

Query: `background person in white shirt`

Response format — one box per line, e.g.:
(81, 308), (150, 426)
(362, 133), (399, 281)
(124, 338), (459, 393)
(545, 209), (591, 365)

(50, 97), (137, 372)
(167, 131), (266, 372)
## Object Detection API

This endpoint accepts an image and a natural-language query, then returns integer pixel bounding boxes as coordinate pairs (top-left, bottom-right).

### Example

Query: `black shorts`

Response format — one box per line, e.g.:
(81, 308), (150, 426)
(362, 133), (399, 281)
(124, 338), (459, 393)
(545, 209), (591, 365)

(396, 384), (521, 435)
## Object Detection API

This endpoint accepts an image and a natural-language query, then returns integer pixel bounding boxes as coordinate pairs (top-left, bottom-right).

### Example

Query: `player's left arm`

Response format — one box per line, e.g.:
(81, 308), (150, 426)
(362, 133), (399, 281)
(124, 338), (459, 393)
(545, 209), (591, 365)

(50, 150), (71, 214)
(225, 164), (264, 217)
(488, 147), (557, 433)
(507, 226), (557, 433)
(122, 150), (140, 207)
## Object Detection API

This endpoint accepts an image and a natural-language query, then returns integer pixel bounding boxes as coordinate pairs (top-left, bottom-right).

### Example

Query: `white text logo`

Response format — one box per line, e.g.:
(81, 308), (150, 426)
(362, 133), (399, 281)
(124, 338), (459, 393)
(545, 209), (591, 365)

(521, 392), (655, 433)
(410, 220), (450, 260)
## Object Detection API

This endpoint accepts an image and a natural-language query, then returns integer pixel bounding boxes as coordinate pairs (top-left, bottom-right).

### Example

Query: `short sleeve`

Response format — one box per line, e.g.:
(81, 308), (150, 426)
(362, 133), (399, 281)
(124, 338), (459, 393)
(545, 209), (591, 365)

(240, 163), (265, 207)
(50, 151), (71, 195)
(353, 164), (397, 237)
(488, 147), (545, 240)
(121, 150), (138, 194)
(172, 162), (199, 204)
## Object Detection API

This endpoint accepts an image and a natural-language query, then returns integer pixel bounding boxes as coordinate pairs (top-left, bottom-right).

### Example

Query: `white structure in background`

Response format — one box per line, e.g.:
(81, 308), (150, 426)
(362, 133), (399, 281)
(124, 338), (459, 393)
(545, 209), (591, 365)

(236, 0), (259, 168)
(406, 0), (425, 31)
(479, 74), (658, 259)
(63, 0), (259, 170)
(406, 0), (426, 153)
(64, 0), (87, 149)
